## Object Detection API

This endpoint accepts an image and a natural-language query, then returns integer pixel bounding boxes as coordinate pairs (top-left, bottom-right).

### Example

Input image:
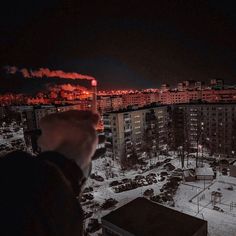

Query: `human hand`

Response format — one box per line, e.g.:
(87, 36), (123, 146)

(37, 110), (99, 171)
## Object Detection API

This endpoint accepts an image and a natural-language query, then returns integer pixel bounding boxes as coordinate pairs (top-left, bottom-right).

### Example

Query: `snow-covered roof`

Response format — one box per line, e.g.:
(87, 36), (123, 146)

(195, 167), (214, 176)
(183, 169), (195, 177)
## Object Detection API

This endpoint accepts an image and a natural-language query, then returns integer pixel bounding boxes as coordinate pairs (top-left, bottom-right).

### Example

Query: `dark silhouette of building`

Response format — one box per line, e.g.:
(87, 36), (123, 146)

(102, 197), (207, 236)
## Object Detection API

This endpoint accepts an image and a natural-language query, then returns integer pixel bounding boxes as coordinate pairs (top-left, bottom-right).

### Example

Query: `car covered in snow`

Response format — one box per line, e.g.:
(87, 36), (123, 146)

(86, 218), (101, 233)
(213, 206), (224, 212)
(81, 193), (94, 202)
(134, 175), (145, 181)
(109, 180), (121, 187)
(90, 173), (104, 182)
(83, 187), (93, 193)
(143, 188), (154, 197)
(101, 198), (118, 210)
(160, 171), (169, 177)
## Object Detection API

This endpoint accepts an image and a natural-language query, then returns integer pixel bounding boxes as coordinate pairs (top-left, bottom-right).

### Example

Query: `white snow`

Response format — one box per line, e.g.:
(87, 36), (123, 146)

(195, 167), (214, 176)
(1, 124), (236, 236)
(84, 154), (236, 236)
(0, 121), (26, 156)
(174, 176), (236, 236)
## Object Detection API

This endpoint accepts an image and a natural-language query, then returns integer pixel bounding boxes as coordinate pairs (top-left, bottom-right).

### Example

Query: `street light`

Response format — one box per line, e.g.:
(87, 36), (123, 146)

(196, 122), (204, 167)
(179, 146), (184, 168)
(198, 144), (204, 167)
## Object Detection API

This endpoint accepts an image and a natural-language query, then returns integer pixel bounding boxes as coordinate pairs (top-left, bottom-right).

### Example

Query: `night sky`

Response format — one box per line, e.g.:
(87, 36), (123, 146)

(1, 0), (236, 91)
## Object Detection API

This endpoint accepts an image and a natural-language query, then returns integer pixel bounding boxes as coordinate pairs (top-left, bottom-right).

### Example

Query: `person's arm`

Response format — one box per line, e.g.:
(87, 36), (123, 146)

(0, 150), (84, 236)
(38, 150), (86, 197)
(37, 110), (99, 174)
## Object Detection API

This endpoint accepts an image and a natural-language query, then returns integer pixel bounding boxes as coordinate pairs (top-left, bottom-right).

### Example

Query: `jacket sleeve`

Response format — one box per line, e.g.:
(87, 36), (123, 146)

(38, 151), (86, 197)
(0, 151), (84, 236)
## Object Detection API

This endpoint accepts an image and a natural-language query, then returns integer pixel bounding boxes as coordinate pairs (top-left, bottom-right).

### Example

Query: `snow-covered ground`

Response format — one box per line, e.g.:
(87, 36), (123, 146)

(84, 155), (170, 210)
(174, 175), (236, 236)
(83, 155), (192, 233)
(0, 122), (26, 156)
(83, 155), (236, 235)
(82, 155), (175, 234)
(1, 125), (236, 236)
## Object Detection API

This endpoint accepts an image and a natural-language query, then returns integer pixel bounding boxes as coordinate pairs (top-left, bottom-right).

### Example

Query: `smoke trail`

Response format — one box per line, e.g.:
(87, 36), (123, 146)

(5, 66), (95, 80)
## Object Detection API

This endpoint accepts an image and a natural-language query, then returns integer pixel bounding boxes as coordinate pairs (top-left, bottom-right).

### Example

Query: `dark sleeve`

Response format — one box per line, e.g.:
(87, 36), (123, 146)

(0, 151), (84, 236)
(38, 151), (86, 197)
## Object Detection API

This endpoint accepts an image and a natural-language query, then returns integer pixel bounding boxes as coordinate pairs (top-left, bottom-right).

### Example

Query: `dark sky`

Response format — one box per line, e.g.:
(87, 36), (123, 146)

(1, 0), (236, 90)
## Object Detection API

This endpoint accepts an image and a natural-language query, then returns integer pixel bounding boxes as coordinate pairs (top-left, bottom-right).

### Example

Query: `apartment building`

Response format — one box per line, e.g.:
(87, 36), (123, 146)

(122, 93), (159, 108)
(21, 104), (83, 152)
(98, 96), (123, 112)
(171, 103), (236, 157)
(111, 96), (123, 111)
(159, 89), (236, 105)
(104, 102), (236, 160)
(103, 105), (169, 159)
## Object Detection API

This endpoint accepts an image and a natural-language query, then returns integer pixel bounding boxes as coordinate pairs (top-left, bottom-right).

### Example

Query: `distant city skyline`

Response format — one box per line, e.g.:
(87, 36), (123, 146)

(0, 65), (235, 95)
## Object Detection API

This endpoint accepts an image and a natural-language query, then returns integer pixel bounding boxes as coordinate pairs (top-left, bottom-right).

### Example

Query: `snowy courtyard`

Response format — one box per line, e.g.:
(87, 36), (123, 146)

(174, 176), (236, 236)
(82, 155), (236, 235)
(0, 122), (26, 155)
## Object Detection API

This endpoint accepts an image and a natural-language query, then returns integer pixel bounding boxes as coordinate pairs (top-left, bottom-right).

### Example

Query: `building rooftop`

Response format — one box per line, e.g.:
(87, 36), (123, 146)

(102, 197), (207, 236)
(173, 101), (236, 106)
(104, 103), (167, 114)
(195, 167), (214, 176)
(104, 101), (236, 115)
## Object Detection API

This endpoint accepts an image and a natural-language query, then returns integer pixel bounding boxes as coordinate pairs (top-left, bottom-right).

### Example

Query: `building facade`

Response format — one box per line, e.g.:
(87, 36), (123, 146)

(171, 103), (236, 157)
(159, 89), (236, 105)
(103, 105), (169, 159)
(104, 102), (236, 160)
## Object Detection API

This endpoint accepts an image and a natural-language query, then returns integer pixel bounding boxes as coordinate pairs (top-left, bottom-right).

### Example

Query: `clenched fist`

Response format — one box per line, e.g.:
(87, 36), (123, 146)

(37, 110), (99, 173)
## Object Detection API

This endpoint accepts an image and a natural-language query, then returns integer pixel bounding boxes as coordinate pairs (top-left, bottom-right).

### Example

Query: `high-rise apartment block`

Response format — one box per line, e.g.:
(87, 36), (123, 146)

(103, 105), (169, 159)
(104, 102), (236, 160)
(172, 103), (236, 156)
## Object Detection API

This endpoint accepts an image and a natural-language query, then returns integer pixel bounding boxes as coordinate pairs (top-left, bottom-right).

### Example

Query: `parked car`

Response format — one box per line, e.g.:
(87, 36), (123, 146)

(163, 158), (172, 163)
(86, 218), (101, 233)
(135, 175), (145, 180)
(160, 171), (168, 176)
(227, 185), (233, 191)
(146, 173), (157, 178)
(213, 206), (224, 212)
(84, 211), (93, 219)
(81, 193), (94, 202)
(222, 168), (228, 176)
(164, 163), (175, 171)
(121, 178), (130, 183)
(83, 187), (93, 193)
(101, 198), (118, 210)
(159, 176), (165, 182)
(109, 180), (121, 187)
(144, 188), (154, 197)
(90, 173), (104, 182)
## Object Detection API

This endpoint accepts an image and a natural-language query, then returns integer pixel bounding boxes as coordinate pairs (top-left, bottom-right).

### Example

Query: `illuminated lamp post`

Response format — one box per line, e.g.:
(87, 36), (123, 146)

(198, 144), (203, 166)
(196, 121), (204, 168)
